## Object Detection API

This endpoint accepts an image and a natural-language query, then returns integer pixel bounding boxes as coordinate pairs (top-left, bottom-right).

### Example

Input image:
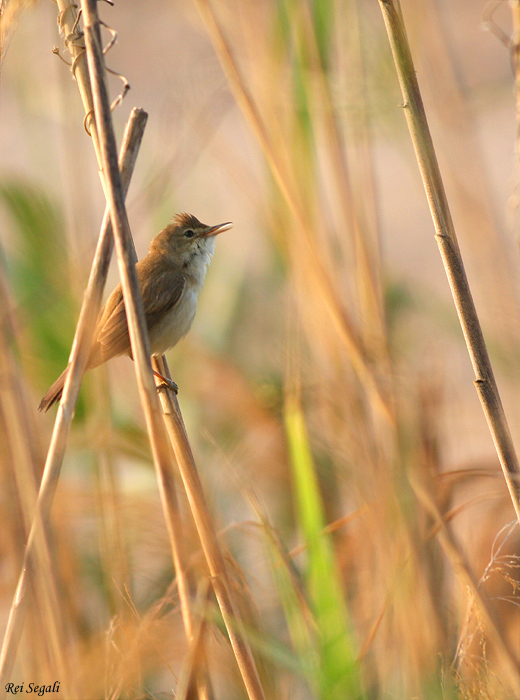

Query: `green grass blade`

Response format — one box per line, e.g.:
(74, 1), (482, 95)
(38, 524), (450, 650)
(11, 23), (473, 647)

(284, 393), (364, 700)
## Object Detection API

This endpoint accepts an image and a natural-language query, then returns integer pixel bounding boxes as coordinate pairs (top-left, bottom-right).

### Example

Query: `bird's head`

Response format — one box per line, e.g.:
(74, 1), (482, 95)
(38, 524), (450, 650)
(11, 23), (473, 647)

(150, 213), (232, 267)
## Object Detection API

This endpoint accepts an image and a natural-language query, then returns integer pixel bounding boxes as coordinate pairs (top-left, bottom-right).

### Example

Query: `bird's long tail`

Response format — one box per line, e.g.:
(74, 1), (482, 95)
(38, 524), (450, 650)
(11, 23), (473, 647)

(38, 366), (69, 412)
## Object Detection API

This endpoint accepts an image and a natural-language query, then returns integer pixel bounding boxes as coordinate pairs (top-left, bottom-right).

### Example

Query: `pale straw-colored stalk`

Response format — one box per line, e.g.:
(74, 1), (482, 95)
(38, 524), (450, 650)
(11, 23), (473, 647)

(152, 354), (267, 700)
(378, 0), (520, 524)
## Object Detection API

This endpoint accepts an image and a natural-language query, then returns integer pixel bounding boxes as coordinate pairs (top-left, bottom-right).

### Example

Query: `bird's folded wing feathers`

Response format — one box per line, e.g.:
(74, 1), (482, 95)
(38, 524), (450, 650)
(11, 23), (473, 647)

(141, 268), (185, 330)
(90, 269), (185, 365)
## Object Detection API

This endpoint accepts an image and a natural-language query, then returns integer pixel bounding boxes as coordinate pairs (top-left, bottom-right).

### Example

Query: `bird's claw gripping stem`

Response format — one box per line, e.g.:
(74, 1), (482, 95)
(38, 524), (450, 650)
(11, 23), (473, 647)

(153, 370), (178, 394)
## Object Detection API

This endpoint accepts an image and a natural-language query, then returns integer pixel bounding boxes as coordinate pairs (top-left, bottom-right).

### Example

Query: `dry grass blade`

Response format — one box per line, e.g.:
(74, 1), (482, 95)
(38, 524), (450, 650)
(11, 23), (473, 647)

(411, 477), (520, 688)
(378, 0), (520, 524)
(194, 0), (395, 427)
(0, 273), (73, 695)
(175, 579), (213, 700)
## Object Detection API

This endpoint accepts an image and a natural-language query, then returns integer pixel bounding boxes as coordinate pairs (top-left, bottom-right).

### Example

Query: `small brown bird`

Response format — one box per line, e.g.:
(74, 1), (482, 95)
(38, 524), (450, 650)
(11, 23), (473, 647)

(38, 213), (232, 411)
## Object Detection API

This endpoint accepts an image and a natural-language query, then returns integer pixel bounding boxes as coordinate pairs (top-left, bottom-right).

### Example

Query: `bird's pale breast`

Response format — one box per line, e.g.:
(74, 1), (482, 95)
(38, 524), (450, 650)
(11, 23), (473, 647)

(148, 242), (214, 355)
(149, 286), (199, 355)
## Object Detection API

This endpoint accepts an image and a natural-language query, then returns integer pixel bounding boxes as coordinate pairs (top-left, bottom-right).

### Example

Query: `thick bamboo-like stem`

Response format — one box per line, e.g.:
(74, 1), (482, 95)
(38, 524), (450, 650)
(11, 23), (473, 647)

(0, 110), (146, 693)
(378, 0), (520, 524)
(152, 355), (267, 700)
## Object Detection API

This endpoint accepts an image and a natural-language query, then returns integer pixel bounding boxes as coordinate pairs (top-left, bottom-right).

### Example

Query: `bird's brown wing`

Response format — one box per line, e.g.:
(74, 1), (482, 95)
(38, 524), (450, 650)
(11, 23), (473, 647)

(139, 264), (186, 330)
(89, 284), (128, 366)
(89, 264), (185, 367)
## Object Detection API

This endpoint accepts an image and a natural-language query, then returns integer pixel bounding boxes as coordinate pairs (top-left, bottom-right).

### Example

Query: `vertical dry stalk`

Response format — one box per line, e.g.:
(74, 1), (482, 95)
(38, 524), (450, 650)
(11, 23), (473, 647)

(378, 0), (520, 524)
(410, 0), (520, 344)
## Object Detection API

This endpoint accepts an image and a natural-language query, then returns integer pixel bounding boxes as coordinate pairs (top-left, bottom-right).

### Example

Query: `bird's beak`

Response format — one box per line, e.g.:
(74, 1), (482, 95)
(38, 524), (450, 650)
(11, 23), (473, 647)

(201, 222), (233, 237)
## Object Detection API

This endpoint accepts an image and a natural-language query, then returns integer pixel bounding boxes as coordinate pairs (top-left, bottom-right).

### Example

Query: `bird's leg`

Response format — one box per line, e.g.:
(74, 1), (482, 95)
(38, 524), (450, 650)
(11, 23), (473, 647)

(152, 369), (178, 394)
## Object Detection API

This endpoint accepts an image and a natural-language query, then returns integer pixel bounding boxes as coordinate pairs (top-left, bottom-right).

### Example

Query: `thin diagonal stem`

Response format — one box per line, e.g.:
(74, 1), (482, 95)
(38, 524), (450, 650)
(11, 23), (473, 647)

(152, 355), (267, 700)
(0, 109), (146, 693)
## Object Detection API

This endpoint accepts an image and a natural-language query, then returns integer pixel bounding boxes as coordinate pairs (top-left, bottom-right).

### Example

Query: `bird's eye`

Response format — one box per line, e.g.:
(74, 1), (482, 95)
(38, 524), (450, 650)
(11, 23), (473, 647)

(184, 229), (195, 239)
